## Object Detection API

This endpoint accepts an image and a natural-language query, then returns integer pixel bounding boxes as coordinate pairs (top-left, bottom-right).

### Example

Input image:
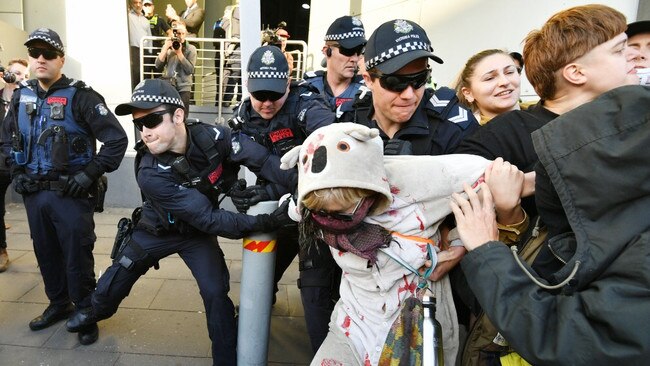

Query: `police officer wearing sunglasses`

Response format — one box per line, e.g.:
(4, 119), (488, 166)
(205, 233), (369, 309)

(228, 45), (335, 315)
(339, 19), (478, 156)
(65, 78), (296, 365)
(2, 28), (128, 345)
(302, 16), (367, 112)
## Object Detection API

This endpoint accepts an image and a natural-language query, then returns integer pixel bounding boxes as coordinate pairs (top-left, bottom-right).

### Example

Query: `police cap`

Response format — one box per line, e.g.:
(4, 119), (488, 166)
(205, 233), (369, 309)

(324, 16), (366, 49)
(25, 28), (65, 55)
(115, 79), (185, 115)
(364, 19), (442, 74)
(247, 45), (289, 94)
(627, 20), (650, 38)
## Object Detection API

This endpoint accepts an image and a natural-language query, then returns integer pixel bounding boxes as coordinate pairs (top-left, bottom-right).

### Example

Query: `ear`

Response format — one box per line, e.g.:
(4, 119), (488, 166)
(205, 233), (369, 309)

(362, 71), (374, 89)
(561, 63), (587, 86)
(343, 123), (379, 141)
(461, 87), (474, 103)
(173, 107), (184, 124)
(280, 145), (302, 169)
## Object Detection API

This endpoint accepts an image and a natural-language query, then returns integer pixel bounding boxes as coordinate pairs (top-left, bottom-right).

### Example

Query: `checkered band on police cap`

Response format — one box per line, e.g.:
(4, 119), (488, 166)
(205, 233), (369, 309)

(115, 79), (185, 115)
(247, 46), (290, 94)
(364, 19), (443, 74)
(324, 16), (366, 48)
(24, 28), (65, 54)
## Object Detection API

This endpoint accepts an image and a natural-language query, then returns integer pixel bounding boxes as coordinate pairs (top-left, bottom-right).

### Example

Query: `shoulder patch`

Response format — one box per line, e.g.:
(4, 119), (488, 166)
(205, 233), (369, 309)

(95, 103), (109, 116)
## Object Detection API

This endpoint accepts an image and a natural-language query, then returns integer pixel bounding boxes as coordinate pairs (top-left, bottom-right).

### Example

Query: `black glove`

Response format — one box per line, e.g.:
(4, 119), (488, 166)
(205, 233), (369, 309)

(13, 173), (37, 195)
(253, 199), (293, 232)
(230, 184), (271, 213)
(64, 170), (95, 198)
(64, 162), (103, 198)
(384, 139), (413, 155)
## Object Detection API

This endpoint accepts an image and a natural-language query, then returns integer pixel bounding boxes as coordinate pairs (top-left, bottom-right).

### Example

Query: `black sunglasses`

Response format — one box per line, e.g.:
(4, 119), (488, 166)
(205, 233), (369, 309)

(371, 68), (431, 93)
(28, 47), (62, 60)
(250, 90), (285, 102)
(143, 3), (152, 6)
(133, 109), (175, 131)
(331, 44), (365, 57)
(314, 198), (365, 222)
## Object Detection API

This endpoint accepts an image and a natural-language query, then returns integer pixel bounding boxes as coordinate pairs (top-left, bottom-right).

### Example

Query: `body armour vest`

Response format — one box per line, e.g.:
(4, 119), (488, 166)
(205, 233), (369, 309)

(15, 82), (93, 174)
(230, 84), (310, 157)
(302, 71), (364, 110)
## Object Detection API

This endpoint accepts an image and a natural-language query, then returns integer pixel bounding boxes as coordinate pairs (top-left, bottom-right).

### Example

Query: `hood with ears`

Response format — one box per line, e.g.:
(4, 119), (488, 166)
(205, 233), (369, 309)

(281, 122), (392, 215)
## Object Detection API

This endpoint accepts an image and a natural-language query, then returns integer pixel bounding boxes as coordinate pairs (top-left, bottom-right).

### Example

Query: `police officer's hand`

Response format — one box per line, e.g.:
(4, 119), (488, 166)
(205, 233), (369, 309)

(64, 170), (94, 198)
(230, 185), (271, 213)
(13, 173), (37, 195)
(384, 139), (413, 155)
(253, 199), (293, 232)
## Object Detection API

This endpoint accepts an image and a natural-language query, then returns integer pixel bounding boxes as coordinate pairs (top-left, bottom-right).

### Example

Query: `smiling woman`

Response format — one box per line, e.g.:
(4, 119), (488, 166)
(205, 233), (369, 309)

(455, 49), (522, 124)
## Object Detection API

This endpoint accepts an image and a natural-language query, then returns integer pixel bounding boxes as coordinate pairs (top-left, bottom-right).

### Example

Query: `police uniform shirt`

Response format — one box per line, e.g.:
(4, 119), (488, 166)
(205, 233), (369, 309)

(136, 123), (296, 239)
(234, 82), (336, 152)
(302, 70), (365, 111)
(339, 88), (469, 156)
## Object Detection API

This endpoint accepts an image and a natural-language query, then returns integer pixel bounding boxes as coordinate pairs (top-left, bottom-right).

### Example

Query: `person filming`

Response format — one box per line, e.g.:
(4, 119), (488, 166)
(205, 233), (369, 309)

(155, 21), (196, 117)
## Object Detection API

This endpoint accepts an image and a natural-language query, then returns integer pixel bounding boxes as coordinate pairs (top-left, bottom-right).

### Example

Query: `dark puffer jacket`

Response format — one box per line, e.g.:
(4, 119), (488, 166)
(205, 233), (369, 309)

(461, 85), (650, 365)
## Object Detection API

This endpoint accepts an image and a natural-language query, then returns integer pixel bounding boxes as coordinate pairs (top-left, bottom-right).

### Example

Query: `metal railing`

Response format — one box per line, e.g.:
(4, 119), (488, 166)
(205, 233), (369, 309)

(139, 36), (308, 123)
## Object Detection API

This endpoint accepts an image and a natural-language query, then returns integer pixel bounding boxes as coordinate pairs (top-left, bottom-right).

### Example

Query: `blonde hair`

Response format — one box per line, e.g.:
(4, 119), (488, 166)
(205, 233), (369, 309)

(303, 187), (388, 216)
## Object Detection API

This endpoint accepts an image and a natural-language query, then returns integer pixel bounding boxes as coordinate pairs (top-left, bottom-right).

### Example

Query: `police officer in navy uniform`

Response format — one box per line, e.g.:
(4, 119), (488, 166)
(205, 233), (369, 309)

(66, 79), (295, 366)
(338, 20), (482, 330)
(2, 28), (128, 345)
(338, 19), (479, 156)
(302, 16), (366, 112)
(227, 46), (335, 337)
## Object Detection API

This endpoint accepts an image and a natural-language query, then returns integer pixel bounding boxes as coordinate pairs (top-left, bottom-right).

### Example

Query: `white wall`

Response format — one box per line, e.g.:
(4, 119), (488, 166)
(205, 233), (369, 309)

(307, 0), (639, 98)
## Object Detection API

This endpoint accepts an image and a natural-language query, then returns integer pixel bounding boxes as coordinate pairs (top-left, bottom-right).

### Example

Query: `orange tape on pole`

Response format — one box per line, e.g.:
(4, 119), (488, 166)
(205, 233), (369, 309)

(243, 238), (277, 253)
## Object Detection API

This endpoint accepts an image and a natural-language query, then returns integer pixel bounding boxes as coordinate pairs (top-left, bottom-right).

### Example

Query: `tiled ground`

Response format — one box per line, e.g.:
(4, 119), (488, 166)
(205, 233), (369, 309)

(0, 203), (312, 365)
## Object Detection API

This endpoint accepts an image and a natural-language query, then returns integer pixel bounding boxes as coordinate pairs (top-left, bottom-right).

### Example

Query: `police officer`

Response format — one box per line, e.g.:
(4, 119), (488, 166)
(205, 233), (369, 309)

(2, 28), (128, 345)
(65, 79), (295, 366)
(302, 15), (366, 112)
(338, 19), (479, 156)
(227, 46), (335, 329)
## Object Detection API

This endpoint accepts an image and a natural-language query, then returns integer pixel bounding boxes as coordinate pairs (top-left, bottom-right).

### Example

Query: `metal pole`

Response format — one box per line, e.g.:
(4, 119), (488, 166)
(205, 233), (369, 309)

(237, 200), (278, 366)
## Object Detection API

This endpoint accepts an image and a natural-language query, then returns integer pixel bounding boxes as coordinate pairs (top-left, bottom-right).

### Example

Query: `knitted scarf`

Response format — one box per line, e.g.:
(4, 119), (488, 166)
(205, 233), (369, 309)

(309, 197), (392, 265)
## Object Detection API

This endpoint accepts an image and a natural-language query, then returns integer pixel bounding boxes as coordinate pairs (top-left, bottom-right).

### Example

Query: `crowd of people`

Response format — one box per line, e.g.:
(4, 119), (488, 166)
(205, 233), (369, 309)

(0, 2), (649, 366)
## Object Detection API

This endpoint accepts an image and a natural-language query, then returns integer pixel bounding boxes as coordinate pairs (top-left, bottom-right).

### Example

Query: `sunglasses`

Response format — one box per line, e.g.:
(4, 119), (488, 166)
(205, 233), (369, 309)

(250, 90), (285, 102)
(314, 197), (365, 222)
(371, 68), (431, 93)
(28, 47), (62, 60)
(133, 109), (174, 131)
(143, 3), (152, 6)
(331, 44), (364, 57)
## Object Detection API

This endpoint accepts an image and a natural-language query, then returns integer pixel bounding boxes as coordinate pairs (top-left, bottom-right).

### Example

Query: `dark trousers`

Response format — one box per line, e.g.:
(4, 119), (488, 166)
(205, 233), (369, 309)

(179, 90), (191, 118)
(24, 190), (97, 308)
(0, 172), (10, 249)
(273, 226), (299, 293)
(298, 239), (341, 353)
(92, 229), (237, 366)
(130, 46), (142, 91)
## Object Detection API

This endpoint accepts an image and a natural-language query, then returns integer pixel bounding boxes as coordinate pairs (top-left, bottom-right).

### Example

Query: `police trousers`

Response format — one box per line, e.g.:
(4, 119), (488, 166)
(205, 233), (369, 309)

(92, 228), (237, 366)
(24, 190), (97, 308)
(298, 239), (341, 354)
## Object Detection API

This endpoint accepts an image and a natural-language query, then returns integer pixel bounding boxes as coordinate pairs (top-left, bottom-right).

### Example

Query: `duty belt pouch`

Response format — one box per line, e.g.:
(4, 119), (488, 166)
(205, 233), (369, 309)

(50, 127), (69, 171)
(94, 176), (108, 213)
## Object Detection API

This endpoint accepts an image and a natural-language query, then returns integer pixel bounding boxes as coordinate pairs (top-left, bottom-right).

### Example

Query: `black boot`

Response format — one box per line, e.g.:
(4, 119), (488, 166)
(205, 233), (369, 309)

(66, 307), (97, 333)
(78, 323), (99, 345)
(29, 303), (75, 331)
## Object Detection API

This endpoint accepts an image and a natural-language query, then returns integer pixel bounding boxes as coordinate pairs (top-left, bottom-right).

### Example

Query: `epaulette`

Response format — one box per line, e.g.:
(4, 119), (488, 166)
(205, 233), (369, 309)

(425, 86), (477, 130)
(302, 70), (324, 80)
